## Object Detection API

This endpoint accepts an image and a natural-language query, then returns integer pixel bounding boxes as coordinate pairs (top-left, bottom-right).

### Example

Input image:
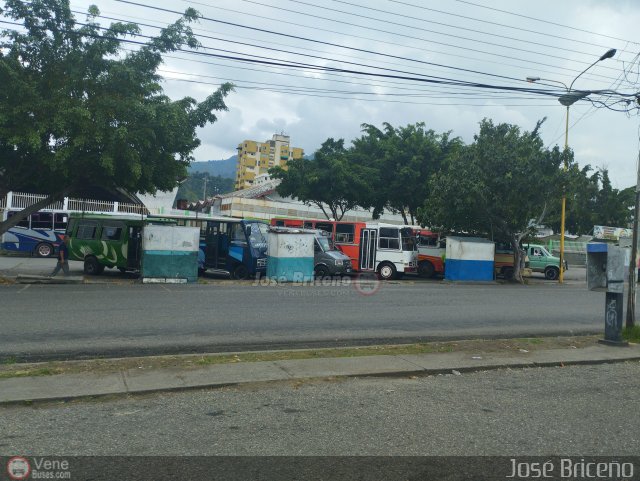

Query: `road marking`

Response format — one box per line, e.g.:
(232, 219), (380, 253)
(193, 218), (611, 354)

(17, 284), (31, 293)
(161, 286), (172, 293)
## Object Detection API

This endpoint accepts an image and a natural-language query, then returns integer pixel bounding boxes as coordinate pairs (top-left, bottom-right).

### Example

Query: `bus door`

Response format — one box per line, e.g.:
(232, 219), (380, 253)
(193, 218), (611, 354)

(204, 222), (226, 269)
(359, 228), (377, 271)
(127, 225), (142, 268)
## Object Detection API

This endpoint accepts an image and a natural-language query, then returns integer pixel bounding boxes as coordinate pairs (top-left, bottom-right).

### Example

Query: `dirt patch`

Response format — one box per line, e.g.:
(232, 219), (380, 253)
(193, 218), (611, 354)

(0, 335), (600, 380)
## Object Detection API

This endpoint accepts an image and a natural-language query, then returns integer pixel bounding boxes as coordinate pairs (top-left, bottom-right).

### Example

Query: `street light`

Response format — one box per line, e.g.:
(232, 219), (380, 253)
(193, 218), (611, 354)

(527, 48), (616, 283)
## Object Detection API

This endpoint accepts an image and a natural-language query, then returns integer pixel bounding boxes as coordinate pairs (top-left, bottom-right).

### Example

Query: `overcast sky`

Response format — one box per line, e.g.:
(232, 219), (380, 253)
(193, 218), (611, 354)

(63, 0), (640, 188)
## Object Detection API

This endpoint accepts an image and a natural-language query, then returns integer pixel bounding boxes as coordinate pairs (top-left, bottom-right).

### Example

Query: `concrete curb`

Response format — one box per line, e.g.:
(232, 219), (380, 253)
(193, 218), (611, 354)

(15, 275), (84, 284)
(1, 344), (639, 405)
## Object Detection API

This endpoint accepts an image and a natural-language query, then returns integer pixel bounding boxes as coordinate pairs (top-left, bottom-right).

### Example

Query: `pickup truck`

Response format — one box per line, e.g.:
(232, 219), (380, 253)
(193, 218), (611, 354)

(494, 248), (531, 280)
(523, 243), (567, 280)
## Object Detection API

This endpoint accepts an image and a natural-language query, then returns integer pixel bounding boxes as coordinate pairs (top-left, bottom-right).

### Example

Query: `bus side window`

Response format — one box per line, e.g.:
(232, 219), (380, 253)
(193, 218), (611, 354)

(54, 213), (68, 230)
(31, 212), (53, 230)
(7, 211), (30, 228)
(379, 228), (400, 249)
(315, 223), (333, 235)
(66, 218), (76, 236)
(101, 225), (123, 241)
(303, 221), (314, 229)
(335, 224), (355, 243)
(76, 221), (98, 240)
(230, 223), (247, 243)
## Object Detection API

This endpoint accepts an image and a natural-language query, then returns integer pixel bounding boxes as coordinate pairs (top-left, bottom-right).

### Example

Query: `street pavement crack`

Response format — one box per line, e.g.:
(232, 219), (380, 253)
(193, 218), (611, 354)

(120, 370), (130, 393)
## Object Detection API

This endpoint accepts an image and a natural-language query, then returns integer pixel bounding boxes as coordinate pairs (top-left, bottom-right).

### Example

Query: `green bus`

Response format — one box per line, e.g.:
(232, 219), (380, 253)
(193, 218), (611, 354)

(66, 213), (174, 275)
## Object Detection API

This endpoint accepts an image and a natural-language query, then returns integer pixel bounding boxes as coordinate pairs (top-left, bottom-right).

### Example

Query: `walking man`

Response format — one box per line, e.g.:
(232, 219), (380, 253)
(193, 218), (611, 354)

(50, 235), (70, 277)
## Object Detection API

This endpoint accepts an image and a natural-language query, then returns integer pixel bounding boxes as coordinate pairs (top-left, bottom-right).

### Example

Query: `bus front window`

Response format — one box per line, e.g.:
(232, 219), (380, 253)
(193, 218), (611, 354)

(248, 223), (268, 252)
(400, 228), (417, 251)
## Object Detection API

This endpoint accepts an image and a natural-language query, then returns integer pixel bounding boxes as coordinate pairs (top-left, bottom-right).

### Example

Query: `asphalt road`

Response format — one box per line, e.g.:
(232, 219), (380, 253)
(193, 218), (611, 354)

(0, 274), (606, 361)
(2, 362), (638, 456)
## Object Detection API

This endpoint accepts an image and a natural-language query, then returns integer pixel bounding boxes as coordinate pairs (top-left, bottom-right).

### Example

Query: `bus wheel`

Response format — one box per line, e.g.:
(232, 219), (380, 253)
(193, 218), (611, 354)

(34, 242), (54, 258)
(377, 262), (397, 281)
(418, 260), (435, 278)
(84, 257), (104, 275)
(232, 264), (249, 280)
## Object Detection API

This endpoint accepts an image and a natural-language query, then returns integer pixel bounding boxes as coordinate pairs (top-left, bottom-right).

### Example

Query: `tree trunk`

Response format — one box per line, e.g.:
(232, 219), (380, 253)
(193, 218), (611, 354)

(0, 189), (70, 237)
(400, 208), (408, 225)
(510, 233), (524, 284)
(314, 202), (330, 220)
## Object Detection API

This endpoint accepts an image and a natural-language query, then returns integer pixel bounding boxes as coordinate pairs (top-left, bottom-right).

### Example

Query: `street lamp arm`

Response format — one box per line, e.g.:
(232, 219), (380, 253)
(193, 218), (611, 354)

(569, 48), (616, 91)
(526, 77), (568, 90)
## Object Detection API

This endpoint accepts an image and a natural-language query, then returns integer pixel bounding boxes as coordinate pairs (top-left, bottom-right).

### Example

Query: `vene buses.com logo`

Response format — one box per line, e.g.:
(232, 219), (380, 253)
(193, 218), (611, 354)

(7, 456), (31, 480)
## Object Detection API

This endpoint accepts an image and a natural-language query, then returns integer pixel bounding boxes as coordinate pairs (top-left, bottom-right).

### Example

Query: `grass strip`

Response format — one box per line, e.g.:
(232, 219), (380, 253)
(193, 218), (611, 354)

(0, 335), (599, 380)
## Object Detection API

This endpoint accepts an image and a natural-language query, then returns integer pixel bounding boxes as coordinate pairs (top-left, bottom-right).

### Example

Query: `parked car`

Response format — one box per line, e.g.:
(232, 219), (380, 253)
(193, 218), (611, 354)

(523, 243), (567, 280)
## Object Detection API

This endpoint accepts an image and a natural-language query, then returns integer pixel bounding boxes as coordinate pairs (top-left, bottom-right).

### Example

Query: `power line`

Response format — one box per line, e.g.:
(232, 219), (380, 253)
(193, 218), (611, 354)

(83, 6), (623, 89)
(159, 68), (564, 100)
(450, 0), (640, 46)
(164, 75), (561, 106)
(340, 0), (628, 52)
(185, 0), (625, 77)
(119, 0), (624, 86)
(283, 0), (623, 62)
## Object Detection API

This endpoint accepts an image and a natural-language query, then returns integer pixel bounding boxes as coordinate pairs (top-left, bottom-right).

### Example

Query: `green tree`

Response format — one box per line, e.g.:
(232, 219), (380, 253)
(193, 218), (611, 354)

(0, 0), (233, 235)
(270, 138), (372, 221)
(547, 167), (634, 235)
(419, 118), (564, 282)
(351, 122), (461, 224)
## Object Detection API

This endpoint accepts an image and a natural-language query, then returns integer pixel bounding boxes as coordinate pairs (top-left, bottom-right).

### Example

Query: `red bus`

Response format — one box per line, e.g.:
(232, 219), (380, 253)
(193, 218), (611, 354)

(413, 228), (446, 278)
(271, 218), (417, 279)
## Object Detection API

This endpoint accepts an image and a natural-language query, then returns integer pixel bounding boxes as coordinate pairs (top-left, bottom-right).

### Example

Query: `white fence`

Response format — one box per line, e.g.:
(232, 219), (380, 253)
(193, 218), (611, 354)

(1, 191), (148, 215)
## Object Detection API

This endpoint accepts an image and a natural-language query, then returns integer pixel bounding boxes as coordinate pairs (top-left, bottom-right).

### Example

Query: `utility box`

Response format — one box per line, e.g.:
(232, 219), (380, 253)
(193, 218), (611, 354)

(587, 242), (628, 346)
(267, 229), (315, 282)
(141, 225), (200, 283)
(445, 237), (495, 282)
(586, 242), (625, 293)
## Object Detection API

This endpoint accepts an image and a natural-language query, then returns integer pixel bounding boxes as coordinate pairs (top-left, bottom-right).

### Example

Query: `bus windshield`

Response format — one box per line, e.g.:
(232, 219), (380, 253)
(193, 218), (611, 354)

(400, 228), (417, 251)
(248, 222), (268, 251)
(316, 235), (335, 252)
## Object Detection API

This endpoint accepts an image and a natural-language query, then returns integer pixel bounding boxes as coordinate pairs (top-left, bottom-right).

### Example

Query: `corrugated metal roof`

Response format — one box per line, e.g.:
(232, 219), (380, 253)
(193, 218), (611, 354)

(220, 179), (281, 199)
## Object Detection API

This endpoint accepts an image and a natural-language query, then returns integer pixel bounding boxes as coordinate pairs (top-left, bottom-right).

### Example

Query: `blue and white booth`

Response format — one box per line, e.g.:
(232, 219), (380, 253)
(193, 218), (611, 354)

(266, 228), (315, 282)
(445, 236), (495, 281)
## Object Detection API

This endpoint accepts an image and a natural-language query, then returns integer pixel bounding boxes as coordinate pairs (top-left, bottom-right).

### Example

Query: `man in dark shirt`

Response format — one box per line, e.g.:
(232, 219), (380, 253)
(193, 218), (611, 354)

(50, 235), (70, 277)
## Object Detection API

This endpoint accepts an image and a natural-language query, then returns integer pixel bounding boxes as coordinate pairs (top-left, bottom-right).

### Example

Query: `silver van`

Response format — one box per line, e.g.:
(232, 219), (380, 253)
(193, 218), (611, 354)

(311, 230), (353, 278)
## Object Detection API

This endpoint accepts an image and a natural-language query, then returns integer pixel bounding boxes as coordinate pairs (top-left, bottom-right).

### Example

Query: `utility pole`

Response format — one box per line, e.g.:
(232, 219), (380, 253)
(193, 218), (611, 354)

(203, 176), (208, 201)
(626, 151), (640, 328)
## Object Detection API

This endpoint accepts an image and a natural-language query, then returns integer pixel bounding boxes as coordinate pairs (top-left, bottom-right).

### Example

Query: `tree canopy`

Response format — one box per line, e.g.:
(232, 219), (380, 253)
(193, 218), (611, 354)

(351, 122), (461, 224)
(419, 118), (565, 281)
(0, 0), (232, 234)
(270, 138), (372, 221)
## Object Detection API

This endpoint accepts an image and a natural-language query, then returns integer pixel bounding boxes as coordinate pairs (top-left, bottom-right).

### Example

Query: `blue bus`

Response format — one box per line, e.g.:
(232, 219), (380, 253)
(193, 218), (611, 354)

(148, 214), (268, 279)
(1, 209), (68, 257)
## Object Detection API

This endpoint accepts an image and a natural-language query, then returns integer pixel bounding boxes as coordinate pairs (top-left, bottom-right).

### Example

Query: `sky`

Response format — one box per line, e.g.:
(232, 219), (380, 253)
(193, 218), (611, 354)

(52, 0), (640, 188)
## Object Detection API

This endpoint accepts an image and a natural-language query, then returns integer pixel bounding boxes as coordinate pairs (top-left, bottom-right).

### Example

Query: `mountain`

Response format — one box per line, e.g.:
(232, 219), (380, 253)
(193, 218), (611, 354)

(189, 156), (237, 179)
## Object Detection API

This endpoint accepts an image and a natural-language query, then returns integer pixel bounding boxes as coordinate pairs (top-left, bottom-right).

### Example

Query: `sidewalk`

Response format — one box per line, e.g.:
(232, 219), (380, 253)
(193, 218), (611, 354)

(1, 343), (638, 404)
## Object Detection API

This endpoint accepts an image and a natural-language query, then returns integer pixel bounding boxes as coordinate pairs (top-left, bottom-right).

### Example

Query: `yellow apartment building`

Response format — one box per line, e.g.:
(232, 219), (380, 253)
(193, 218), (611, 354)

(235, 134), (304, 190)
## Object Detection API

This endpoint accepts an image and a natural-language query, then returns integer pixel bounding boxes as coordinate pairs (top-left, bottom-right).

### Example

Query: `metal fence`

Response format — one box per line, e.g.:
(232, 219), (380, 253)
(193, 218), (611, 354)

(1, 191), (147, 215)
(545, 240), (588, 266)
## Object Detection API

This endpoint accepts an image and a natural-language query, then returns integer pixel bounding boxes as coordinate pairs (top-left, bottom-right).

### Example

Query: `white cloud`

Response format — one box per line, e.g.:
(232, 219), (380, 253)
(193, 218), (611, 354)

(67, 0), (640, 187)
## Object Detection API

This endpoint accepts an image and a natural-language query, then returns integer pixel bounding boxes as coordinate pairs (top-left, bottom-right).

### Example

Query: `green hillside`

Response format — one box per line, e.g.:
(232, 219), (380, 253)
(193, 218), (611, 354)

(176, 172), (235, 203)
(189, 156), (237, 178)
